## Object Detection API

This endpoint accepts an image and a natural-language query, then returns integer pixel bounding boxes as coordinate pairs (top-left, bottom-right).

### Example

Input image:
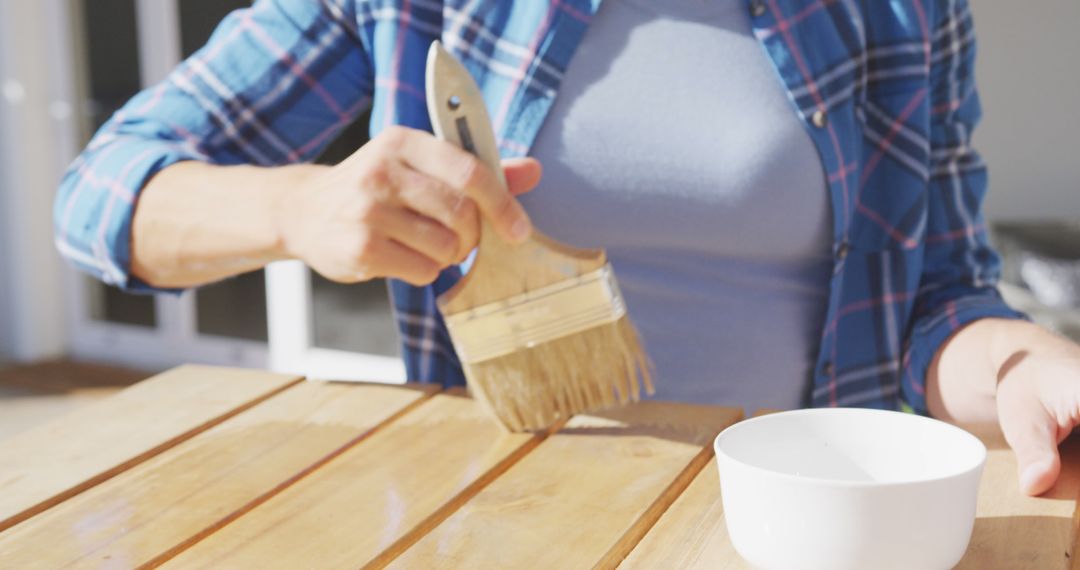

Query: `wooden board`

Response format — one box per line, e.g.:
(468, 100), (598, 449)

(7, 365), (1079, 568)
(620, 409), (774, 569)
(957, 425), (1080, 569)
(388, 402), (742, 569)
(0, 380), (433, 568)
(619, 447), (744, 569)
(162, 391), (542, 569)
(0, 365), (300, 532)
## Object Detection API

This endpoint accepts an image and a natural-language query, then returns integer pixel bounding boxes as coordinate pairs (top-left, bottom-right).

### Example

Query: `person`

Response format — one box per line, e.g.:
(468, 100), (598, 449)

(55, 0), (1080, 496)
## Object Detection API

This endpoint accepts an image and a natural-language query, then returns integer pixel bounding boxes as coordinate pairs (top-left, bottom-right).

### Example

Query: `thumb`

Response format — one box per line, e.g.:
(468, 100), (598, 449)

(998, 382), (1061, 496)
(501, 157), (542, 196)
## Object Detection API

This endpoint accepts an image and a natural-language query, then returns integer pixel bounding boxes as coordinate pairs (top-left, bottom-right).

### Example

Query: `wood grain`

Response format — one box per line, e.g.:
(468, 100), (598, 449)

(619, 411), (782, 569)
(0, 365), (300, 532)
(388, 402), (741, 569)
(957, 426), (1080, 569)
(162, 391), (542, 569)
(12, 367), (1080, 570)
(0, 380), (433, 568)
(620, 462), (745, 569)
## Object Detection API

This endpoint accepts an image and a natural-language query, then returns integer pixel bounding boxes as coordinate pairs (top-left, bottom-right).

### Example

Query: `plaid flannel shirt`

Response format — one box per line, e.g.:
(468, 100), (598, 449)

(55, 0), (1025, 413)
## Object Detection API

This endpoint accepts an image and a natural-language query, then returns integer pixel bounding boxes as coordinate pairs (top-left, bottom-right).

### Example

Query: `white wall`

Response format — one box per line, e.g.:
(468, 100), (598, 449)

(972, 0), (1080, 222)
(0, 0), (72, 361)
(0, 103), (11, 365)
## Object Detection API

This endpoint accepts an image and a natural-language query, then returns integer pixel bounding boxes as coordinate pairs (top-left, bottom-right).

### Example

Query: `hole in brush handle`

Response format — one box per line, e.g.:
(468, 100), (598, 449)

(454, 115), (477, 155)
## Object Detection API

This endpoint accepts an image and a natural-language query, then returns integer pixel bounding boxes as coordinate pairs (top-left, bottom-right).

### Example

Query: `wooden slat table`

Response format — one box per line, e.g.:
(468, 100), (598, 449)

(1, 366), (1078, 569)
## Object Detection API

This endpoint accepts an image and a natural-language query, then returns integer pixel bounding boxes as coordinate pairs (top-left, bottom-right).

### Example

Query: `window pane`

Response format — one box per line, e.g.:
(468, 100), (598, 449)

(196, 271), (268, 341)
(78, 0), (157, 328)
(84, 278), (157, 327)
(178, 0), (268, 343)
(316, 109), (372, 165)
(178, 0), (252, 58)
(311, 275), (400, 356)
(309, 108), (394, 354)
(80, 0), (141, 132)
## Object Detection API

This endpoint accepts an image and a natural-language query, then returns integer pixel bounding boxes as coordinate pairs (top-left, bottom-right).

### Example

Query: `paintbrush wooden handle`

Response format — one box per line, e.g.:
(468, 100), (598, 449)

(426, 41), (606, 314)
(425, 42), (518, 264)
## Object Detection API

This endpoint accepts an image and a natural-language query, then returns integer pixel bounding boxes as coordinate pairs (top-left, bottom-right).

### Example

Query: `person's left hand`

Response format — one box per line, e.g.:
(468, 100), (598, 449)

(992, 322), (1080, 495)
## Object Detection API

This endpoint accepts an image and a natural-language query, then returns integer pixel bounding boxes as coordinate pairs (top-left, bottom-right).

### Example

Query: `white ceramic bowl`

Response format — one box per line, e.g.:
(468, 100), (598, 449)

(714, 408), (986, 570)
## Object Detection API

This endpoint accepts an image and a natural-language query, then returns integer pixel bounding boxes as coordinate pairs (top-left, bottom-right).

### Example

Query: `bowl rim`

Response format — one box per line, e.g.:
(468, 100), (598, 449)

(713, 408), (988, 488)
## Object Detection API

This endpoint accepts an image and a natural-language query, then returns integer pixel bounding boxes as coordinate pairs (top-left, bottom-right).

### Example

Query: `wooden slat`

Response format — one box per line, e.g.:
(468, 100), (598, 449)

(621, 409), (773, 569)
(0, 380), (434, 568)
(0, 365), (300, 532)
(620, 463), (743, 569)
(389, 402), (742, 569)
(957, 426), (1080, 569)
(161, 391), (542, 569)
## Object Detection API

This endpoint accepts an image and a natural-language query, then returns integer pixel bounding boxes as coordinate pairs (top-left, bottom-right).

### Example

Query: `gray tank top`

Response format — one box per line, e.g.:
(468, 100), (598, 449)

(520, 0), (833, 410)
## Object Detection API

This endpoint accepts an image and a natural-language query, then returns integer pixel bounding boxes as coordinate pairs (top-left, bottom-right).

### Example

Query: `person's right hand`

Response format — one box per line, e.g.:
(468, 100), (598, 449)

(279, 126), (541, 285)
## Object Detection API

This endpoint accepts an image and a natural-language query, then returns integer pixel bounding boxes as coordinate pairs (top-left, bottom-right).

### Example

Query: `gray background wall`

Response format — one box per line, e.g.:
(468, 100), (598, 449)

(973, 0), (1080, 221)
(0, 106), (10, 367)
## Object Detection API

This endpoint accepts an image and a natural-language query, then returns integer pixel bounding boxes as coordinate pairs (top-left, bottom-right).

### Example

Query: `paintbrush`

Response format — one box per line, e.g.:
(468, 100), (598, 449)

(425, 41), (653, 432)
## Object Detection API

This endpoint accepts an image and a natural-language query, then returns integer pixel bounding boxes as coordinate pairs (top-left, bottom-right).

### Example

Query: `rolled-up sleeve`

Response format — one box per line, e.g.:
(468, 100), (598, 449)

(53, 0), (373, 291)
(900, 0), (1026, 414)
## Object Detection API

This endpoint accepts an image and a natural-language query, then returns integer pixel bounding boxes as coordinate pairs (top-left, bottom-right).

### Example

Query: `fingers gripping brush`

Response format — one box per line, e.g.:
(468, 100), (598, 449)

(426, 42), (654, 432)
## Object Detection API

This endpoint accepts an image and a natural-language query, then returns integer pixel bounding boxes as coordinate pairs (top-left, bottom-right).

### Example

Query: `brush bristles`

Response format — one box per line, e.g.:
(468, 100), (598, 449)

(462, 316), (654, 432)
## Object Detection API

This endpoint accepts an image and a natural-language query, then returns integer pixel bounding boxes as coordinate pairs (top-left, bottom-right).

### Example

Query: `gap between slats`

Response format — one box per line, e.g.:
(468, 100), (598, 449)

(373, 406), (742, 569)
(1072, 491), (1080, 570)
(0, 376), (304, 535)
(364, 418), (566, 569)
(138, 385), (441, 569)
(598, 412), (743, 569)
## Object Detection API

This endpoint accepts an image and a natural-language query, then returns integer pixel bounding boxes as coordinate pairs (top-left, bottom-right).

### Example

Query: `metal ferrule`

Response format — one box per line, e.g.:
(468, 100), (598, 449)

(444, 264), (628, 364)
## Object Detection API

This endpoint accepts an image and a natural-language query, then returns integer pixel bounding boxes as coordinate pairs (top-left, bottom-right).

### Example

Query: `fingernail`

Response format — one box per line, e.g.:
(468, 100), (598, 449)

(1020, 461), (1051, 494)
(511, 218), (531, 242)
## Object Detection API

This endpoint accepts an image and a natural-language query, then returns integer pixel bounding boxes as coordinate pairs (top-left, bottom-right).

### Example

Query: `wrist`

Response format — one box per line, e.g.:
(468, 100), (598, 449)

(927, 316), (1073, 423)
(984, 318), (1022, 378)
(270, 163), (327, 260)
(982, 318), (1080, 391)
(989, 317), (1077, 364)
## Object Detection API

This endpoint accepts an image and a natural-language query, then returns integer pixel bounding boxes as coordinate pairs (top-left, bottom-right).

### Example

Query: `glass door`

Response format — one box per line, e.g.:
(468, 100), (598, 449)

(64, 0), (267, 370)
(61, 0), (403, 381)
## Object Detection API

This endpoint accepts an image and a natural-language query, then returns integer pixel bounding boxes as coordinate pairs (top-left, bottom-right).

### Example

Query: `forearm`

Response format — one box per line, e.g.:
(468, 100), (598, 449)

(927, 317), (1073, 423)
(131, 161), (320, 287)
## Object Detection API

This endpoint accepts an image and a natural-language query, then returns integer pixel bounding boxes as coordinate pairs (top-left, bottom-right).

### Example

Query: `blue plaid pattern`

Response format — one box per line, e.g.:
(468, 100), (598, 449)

(55, 0), (1024, 413)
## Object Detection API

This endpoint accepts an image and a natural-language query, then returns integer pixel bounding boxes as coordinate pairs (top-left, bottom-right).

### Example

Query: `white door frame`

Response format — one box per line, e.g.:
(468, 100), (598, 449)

(265, 261), (405, 383)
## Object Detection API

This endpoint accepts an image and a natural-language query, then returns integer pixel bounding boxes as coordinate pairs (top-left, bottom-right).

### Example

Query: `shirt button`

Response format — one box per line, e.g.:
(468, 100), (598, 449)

(750, 0), (766, 17)
(836, 241), (850, 261)
(811, 109), (828, 128)
(822, 361), (835, 377)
